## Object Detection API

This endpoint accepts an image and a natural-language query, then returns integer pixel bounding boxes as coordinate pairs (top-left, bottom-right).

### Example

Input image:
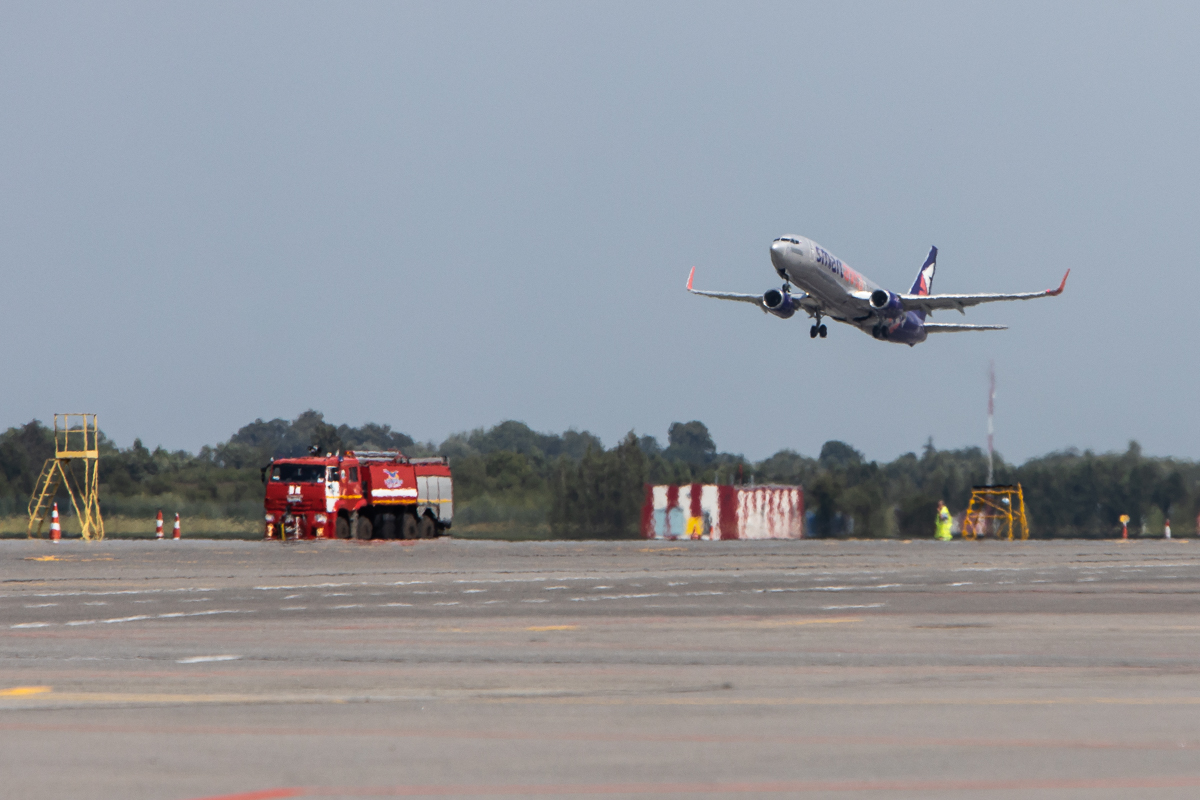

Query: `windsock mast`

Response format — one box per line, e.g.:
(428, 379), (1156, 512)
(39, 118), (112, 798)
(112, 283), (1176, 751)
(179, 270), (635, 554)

(987, 360), (995, 486)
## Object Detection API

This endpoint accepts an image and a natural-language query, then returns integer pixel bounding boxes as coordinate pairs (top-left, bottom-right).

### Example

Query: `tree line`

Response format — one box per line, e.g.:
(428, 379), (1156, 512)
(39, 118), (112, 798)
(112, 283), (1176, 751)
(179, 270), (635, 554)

(0, 411), (1196, 539)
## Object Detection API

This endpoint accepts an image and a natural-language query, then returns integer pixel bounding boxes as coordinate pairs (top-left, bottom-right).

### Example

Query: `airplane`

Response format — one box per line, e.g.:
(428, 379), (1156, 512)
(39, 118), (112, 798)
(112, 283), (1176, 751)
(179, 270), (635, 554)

(687, 235), (1069, 346)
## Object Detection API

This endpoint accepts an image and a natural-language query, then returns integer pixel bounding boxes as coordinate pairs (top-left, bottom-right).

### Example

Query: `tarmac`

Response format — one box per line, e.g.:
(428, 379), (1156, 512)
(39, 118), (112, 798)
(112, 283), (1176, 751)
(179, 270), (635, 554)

(2, 537), (1200, 799)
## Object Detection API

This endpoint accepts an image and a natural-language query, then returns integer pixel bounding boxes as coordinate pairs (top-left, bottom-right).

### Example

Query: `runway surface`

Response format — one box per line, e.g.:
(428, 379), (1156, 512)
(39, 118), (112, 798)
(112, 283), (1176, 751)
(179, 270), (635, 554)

(2, 538), (1200, 799)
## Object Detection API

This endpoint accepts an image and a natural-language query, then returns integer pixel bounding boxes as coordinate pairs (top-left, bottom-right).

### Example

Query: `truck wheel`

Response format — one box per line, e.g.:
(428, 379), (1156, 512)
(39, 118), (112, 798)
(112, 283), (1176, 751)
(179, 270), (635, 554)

(336, 516), (351, 539)
(417, 515), (435, 539)
(400, 513), (417, 540)
(354, 515), (374, 540)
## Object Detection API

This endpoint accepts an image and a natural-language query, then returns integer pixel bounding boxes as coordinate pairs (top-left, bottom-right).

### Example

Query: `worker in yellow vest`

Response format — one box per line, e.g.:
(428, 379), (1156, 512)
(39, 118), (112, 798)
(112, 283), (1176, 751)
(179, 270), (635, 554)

(935, 500), (953, 541)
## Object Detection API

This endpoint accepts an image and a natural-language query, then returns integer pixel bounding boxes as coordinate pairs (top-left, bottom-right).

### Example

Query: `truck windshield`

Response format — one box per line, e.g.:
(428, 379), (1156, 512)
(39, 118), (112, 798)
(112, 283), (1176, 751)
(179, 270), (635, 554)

(271, 464), (325, 482)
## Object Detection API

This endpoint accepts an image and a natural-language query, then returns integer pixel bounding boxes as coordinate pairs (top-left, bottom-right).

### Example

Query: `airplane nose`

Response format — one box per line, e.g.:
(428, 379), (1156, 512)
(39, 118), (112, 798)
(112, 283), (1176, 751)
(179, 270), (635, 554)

(770, 240), (789, 262)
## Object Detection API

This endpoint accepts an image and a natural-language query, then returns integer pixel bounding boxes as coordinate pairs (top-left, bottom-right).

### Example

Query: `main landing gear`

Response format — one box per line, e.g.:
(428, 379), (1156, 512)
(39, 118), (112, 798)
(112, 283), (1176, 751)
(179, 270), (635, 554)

(809, 313), (827, 339)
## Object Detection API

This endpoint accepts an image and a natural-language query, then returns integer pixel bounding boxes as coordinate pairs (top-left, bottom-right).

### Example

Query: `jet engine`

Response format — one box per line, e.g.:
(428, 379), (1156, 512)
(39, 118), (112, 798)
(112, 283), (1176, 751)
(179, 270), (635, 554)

(869, 289), (904, 317)
(762, 289), (796, 319)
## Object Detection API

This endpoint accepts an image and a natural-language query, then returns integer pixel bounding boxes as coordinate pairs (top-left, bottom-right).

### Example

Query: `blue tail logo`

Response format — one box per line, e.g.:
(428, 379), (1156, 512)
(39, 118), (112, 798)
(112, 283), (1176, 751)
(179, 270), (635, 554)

(908, 246), (937, 321)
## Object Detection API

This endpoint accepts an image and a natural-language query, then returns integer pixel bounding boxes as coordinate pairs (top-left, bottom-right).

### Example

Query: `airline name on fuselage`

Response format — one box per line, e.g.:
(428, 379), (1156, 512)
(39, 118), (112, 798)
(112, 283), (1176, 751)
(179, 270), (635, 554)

(814, 245), (842, 274)
(811, 244), (867, 290)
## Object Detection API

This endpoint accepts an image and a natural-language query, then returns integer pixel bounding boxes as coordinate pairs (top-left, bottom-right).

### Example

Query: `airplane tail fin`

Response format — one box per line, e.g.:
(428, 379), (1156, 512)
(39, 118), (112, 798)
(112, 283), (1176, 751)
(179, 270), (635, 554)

(908, 246), (937, 321)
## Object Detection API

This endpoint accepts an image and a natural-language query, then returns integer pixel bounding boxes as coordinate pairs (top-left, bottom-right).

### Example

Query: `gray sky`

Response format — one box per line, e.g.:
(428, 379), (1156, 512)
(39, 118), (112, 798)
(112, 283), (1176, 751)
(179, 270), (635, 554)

(3, 2), (1198, 463)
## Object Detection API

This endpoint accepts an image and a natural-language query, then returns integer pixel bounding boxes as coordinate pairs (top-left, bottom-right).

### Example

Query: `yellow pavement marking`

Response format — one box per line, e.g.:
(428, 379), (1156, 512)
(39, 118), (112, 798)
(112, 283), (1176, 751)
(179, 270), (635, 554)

(26, 555), (59, 562)
(0, 689), (557, 707)
(527, 625), (578, 631)
(0, 686), (52, 697)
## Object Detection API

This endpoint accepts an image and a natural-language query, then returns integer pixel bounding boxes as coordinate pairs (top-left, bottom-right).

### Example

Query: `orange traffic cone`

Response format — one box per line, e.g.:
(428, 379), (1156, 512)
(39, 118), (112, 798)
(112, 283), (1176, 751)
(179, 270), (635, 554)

(172, 513), (181, 540)
(155, 509), (164, 540)
(50, 503), (61, 543)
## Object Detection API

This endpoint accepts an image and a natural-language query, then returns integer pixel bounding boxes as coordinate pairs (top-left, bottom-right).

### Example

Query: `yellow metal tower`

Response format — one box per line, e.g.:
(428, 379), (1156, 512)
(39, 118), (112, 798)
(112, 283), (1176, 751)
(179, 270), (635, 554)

(27, 414), (105, 540)
(961, 484), (1028, 541)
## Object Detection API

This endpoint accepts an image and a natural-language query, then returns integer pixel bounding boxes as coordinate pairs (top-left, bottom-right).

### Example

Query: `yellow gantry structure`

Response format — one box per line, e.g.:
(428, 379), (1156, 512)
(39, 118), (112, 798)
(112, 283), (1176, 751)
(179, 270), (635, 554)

(27, 414), (105, 540)
(961, 484), (1028, 541)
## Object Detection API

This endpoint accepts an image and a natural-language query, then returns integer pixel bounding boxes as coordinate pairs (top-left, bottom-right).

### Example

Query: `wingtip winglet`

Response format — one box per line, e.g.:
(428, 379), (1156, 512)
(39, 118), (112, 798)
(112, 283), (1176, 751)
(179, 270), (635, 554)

(1047, 269), (1070, 296)
(687, 266), (695, 292)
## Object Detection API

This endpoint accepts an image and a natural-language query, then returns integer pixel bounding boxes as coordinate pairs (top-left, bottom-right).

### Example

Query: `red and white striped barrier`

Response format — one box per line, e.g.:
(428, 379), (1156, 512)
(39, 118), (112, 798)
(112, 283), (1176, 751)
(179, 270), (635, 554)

(172, 513), (181, 540)
(155, 510), (164, 540)
(642, 484), (804, 540)
(50, 502), (61, 542)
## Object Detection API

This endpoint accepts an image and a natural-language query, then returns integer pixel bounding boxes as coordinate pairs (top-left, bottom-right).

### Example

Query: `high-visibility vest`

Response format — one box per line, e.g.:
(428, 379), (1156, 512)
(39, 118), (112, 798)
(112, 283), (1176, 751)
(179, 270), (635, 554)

(936, 507), (952, 538)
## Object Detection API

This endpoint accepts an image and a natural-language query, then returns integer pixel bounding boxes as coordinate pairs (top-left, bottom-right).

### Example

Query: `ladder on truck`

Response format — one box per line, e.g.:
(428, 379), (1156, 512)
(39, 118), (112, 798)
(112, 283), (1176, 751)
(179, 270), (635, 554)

(27, 414), (105, 540)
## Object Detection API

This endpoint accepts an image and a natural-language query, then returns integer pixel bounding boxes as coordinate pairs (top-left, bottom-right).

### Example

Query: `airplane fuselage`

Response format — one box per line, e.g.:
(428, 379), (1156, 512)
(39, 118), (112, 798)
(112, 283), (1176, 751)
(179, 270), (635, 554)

(769, 235), (928, 345)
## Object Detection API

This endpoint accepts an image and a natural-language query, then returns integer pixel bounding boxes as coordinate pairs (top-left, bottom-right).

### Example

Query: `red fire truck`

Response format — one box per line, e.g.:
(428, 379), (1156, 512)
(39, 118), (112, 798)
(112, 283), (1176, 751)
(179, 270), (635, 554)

(262, 450), (452, 540)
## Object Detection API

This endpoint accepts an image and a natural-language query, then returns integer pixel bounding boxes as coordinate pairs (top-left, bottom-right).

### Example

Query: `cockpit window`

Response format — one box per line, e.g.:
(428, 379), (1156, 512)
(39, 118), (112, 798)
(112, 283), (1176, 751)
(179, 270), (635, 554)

(270, 464), (325, 482)
(775, 237), (801, 244)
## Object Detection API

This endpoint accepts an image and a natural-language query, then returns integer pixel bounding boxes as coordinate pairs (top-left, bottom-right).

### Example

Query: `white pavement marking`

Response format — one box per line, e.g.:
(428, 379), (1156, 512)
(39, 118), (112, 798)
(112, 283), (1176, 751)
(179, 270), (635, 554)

(65, 610), (247, 626)
(254, 582), (354, 590)
(177, 655), (241, 664)
(823, 603), (885, 610)
(33, 588), (216, 597)
(11, 622), (50, 628)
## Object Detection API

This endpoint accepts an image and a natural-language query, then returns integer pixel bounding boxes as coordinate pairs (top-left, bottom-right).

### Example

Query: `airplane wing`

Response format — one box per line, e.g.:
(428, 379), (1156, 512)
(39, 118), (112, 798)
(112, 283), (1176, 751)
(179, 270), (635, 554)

(923, 323), (1007, 333)
(686, 268), (823, 315)
(900, 270), (1070, 315)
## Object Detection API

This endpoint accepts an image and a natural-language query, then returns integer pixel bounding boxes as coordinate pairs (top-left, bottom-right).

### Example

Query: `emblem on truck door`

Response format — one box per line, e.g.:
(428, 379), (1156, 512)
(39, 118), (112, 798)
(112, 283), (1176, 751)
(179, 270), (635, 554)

(383, 469), (403, 489)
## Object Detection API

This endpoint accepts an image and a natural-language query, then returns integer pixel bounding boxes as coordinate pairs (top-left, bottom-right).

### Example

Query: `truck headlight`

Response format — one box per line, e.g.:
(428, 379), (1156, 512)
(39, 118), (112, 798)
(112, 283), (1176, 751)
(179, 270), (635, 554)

(265, 514), (275, 523)
(315, 514), (327, 523)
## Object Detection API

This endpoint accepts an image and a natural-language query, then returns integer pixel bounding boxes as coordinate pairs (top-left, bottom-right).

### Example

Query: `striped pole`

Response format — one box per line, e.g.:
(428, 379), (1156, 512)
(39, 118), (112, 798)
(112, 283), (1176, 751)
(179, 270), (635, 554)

(50, 503), (61, 543)
(173, 513), (181, 540)
(155, 510), (164, 540)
